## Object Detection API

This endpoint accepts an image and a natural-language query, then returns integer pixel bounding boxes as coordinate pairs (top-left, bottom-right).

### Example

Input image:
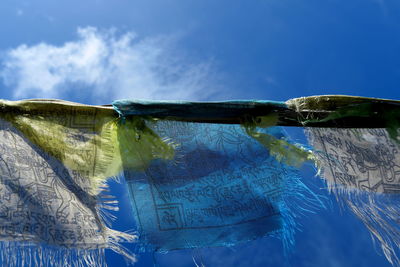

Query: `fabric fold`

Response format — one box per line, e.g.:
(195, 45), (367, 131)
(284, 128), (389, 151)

(114, 100), (324, 254)
(0, 95), (399, 266)
(0, 100), (137, 266)
(306, 127), (400, 265)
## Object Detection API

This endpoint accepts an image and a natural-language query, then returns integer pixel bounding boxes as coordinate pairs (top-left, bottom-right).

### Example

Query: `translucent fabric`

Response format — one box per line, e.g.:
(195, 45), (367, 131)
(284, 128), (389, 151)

(0, 100), (136, 266)
(0, 95), (399, 266)
(307, 127), (400, 265)
(122, 120), (321, 252)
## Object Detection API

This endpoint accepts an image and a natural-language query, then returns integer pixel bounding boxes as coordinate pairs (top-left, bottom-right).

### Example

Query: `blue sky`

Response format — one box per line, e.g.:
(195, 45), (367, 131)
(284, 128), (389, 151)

(0, 0), (399, 266)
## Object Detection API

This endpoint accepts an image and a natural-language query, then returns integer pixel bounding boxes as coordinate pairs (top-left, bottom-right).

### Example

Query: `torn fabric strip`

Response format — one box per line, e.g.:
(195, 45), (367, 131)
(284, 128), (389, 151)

(0, 100), (136, 266)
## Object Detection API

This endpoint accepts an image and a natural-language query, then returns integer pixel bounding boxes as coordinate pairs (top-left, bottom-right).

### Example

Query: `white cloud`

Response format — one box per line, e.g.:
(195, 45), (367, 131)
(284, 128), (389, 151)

(0, 27), (221, 104)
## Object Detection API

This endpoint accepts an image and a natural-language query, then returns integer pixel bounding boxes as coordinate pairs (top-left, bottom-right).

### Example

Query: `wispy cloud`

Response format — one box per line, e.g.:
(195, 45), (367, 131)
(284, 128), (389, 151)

(16, 9), (23, 16)
(0, 27), (221, 104)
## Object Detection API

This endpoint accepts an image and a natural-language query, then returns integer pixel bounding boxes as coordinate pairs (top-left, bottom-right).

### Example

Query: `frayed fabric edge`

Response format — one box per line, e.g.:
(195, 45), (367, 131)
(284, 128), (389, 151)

(0, 184), (139, 267)
(320, 179), (400, 266)
(0, 242), (107, 267)
(305, 128), (400, 266)
(97, 177), (139, 265)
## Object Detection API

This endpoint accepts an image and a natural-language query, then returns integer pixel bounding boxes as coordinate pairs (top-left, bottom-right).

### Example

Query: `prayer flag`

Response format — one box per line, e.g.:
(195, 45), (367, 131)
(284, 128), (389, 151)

(0, 100), (136, 266)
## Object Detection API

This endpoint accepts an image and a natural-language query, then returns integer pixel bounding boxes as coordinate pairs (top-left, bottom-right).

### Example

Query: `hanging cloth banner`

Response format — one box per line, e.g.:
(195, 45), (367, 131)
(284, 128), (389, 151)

(0, 95), (399, 266)
(306, 127), (400, 265)
(286, 95), (400, 265)
(115, 96), (400, 265)
(307, 127), (400, 193)
(113, 100), (323, 252)
(0, 100), (136, 266)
